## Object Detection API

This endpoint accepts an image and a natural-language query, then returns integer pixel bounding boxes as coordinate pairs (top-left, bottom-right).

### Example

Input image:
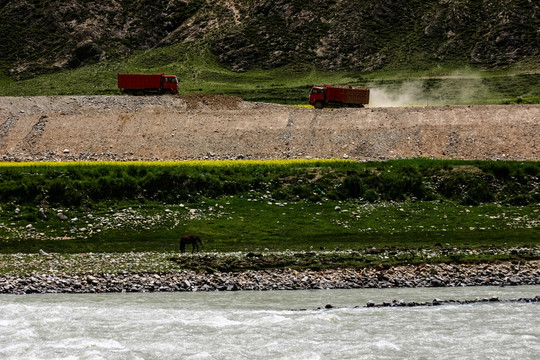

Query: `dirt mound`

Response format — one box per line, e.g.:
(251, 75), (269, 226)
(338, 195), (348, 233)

(0, 96), (538, 162)
(179, 94), (243, 110)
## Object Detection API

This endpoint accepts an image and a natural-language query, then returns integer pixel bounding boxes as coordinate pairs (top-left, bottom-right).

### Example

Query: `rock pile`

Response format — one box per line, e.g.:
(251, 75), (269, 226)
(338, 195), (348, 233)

(363, 295), (540, 308)
(1, 260), (539, 295)
(316, 296), (540, 310)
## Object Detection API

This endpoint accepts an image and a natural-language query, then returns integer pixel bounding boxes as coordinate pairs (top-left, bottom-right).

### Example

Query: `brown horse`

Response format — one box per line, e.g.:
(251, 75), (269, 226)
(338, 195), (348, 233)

(180, 234), (204, 253)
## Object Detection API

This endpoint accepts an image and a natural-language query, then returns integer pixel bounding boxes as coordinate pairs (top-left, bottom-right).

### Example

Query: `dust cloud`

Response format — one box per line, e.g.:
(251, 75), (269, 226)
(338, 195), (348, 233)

(368, 81), (425, 107)
(367, 72), (490, 108)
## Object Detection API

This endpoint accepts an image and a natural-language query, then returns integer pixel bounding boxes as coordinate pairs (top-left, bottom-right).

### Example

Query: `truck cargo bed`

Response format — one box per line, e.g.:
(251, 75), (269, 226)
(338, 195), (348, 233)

(326, 85), (370, 105)
(117, 74), (162, 90)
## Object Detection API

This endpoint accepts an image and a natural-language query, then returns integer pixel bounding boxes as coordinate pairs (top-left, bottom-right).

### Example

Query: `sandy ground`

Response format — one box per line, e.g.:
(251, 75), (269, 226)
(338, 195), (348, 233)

(0, 95), (538, 161)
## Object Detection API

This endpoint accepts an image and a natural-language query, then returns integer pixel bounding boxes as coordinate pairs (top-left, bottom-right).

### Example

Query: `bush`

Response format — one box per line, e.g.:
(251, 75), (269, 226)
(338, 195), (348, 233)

(341, 174), (365, 198)
(483, 163), (511, 179)
(290, 184), (312, 199)
(46, 178), (68, 204)
(507, 194), (530, 206)
(0, 159), (538, 207)
(364, 189), (379, 202)
(524, 165), (539, 176)
(436, 174), (467, 200)
(463, 179), (494, 205)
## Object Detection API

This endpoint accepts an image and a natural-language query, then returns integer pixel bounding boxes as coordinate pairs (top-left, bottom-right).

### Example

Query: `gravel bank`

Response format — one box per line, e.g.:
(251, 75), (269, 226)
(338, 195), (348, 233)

(1, 251), (538, 294)
(0, 96), (538, 162)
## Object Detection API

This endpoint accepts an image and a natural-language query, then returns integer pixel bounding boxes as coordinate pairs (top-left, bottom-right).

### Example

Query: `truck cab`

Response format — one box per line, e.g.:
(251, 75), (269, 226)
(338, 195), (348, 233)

(162, 75), (179, 94)
(309, 86), (326, 109)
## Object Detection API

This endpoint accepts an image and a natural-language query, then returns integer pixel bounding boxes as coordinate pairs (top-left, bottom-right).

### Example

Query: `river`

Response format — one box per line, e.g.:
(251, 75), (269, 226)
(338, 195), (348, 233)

(1, 286), (538, 359)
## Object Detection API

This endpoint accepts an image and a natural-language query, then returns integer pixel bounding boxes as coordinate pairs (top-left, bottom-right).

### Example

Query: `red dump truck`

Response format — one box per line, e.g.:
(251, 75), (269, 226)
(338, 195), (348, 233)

(117, 73), (179, 95)
(309, 84), (369, 109)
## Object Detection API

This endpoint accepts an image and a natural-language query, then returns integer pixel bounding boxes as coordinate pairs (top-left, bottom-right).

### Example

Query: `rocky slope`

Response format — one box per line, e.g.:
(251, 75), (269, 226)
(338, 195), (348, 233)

(1, 0), (538, 78)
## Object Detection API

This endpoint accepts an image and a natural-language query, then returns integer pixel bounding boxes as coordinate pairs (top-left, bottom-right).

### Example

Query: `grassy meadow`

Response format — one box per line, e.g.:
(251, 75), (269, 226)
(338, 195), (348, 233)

(0, 159), (538, 265)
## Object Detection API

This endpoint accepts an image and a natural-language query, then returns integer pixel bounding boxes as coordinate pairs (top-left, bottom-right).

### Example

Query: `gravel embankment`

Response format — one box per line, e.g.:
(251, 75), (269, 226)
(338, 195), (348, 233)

(0, 96), (538, 162)
(1, 251), (538, 294)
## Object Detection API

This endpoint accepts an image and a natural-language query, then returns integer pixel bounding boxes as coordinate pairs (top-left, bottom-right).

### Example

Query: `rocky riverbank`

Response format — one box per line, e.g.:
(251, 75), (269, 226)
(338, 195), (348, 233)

(1, 255), (538, 295)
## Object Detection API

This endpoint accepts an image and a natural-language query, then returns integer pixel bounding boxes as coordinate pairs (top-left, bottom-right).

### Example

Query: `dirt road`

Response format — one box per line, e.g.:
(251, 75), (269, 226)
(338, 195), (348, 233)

(0, 95), (538, 161)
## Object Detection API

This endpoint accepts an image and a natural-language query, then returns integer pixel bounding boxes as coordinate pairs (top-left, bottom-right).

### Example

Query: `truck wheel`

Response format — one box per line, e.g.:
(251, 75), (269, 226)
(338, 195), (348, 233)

(314, 101), (324, 109)
(136, 90), (144, 96)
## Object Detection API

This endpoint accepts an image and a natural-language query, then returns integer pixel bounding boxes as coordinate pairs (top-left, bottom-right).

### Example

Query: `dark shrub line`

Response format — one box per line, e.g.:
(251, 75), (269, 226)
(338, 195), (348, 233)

(0, 159), (538, 207)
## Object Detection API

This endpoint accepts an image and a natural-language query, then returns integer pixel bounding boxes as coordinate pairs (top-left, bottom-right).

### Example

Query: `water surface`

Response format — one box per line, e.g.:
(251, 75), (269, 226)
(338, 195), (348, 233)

(1, 286), (539, 359)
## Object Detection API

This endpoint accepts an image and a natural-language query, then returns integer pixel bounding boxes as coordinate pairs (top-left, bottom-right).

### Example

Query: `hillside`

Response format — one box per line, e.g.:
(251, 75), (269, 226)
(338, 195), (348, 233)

(1, 0), (538, 79)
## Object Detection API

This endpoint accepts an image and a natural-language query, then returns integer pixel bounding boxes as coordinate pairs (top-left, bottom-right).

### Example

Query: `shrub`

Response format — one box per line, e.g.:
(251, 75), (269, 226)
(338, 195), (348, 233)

(290, 184), (312, 199)
(507, 194), (530, 206)
(364, 189), (379, 202)
(484, 163), (511, 179)
(436, 174), (467, 200)
(341, 174), (365, 198)
(524, 165), (539, 176)
(463, 179), (494, 205)
(0, 159), (537, 207)
(46, 178), (68, 204)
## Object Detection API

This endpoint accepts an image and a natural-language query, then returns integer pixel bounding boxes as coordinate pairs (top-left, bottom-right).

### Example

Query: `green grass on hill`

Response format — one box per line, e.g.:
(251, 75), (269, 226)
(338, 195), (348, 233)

(0, 43), (538, 105)
(1, 197), (539, 255)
